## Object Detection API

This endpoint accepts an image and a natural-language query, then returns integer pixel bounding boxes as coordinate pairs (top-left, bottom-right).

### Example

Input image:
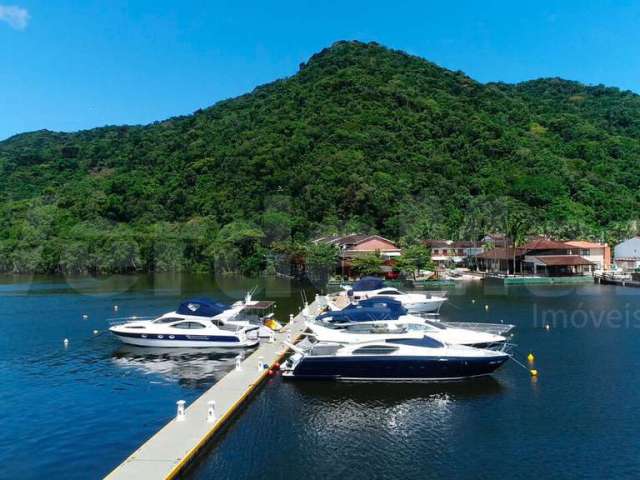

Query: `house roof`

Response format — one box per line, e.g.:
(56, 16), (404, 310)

(424, 240), (479, 248)
(315, 234), (399, 249)
(451, 241), (478, 248)
(522, 238), (573, 251)
(424, 240), (452, 248)
(476, 247), (526, 260)
(527, 255), (594, 266)
(566, 241), (607, 249)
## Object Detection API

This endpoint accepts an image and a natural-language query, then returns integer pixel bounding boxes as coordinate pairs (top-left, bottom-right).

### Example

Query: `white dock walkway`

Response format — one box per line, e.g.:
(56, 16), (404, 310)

(105, 298), (322, 480)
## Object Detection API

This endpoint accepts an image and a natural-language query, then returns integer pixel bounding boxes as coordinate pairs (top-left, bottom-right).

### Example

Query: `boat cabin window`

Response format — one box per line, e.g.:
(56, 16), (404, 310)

(377, 289), (400, 295)
(386, 336), (444, 348)
(154, 317), (183, 324)
(352, 345), (398, 355)
(171, 321), (206, 330)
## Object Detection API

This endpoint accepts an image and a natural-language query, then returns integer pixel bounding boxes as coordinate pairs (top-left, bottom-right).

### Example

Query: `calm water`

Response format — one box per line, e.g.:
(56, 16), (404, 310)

(187, 281), (640, 480)
(0, 273), (312, 480)
(3, 276), (640, 479)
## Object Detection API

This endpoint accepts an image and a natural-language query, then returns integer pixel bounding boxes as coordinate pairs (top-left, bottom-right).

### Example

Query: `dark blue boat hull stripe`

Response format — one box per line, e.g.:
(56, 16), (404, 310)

(292, 355), (508, 379)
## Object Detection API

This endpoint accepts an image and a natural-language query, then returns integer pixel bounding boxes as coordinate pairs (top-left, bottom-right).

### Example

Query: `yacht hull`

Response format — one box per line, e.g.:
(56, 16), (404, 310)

(404, 299), (446, 313)
(284, 354), (508, 381)
(110, 330), (259, 348)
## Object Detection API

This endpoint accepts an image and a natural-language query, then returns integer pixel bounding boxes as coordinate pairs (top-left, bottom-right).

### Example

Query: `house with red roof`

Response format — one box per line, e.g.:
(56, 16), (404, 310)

(313, 234), (401, 278)
(476, 237), (599, 276)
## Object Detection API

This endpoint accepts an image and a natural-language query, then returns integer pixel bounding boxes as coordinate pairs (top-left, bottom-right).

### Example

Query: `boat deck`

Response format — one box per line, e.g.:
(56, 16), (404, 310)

(105, 299), (321, 480)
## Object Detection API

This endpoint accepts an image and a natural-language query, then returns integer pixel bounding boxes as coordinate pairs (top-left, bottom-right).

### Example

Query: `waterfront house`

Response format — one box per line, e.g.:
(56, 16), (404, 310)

(476, 238), (596, 276)
(565, 241), (611, 270)
(520, 239), (595, 276)
(475, 247), (525, 274)
(313, 234), (401, 278)
(614, 237), (640, 271)
(424, 240), (484, 267)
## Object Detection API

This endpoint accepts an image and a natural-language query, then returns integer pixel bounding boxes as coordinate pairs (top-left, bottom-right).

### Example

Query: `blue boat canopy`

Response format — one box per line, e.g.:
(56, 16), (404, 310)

(343, 296), (408, 316)
(317, 307), (402, 323)
(176, 298), (230, 317)
(351, 276), (385, 292)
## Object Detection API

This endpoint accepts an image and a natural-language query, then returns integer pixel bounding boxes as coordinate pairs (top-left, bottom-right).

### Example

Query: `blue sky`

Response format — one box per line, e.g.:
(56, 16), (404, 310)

(1, 0), (639, 140)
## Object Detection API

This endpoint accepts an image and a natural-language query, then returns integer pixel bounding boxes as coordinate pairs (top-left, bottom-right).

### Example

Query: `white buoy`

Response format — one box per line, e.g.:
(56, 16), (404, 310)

(176, 400), (186, 421)
(63, 338), (69, 347)
(289, 313), (294, 323)
(545, 324), (551, 331)
(113, 305), (119, 312)
(207, 400), (216, 423)
(82, 314), (88, 320)
(472, 299), (476, 304)
(235, 355), (243, 371)
(93, 329), (99, 335)
(484, 305), (489, 311)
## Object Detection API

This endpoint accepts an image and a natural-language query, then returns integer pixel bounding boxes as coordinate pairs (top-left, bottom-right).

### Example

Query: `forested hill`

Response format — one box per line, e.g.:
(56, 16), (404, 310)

(2, 40), (640, 274)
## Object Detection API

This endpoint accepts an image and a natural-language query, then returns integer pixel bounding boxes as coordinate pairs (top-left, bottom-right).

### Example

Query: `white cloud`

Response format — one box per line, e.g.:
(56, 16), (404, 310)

(0, 4), (30, 30)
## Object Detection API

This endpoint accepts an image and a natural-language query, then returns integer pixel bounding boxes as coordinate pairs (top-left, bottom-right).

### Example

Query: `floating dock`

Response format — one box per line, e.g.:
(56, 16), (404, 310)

(105, 298), (321, 480)
(595, 275), (640, 288)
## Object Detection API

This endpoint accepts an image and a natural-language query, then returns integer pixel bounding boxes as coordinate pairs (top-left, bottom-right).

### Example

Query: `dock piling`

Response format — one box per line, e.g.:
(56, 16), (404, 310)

(207, 401), (216, 423)
(176, 400), (186, 422)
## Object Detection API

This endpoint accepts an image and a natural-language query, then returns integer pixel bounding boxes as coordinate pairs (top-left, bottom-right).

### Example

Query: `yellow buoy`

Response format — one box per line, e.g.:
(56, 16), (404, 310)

(527, 352), (535, 363)
(530, 369), (539, 377)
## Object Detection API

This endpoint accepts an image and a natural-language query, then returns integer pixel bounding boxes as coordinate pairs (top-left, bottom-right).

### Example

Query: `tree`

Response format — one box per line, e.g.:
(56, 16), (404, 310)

(498, 198), (529, 275)
(304, 242), (339, 286)
(351, 253), (384, 277)
(394, 244), (434, 279)
(209, 221), (265, 275)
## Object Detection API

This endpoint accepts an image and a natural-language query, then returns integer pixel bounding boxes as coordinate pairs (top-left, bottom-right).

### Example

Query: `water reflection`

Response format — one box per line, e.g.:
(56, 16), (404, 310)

(111, 345), (256, 389)
(290, 375), (505, 404)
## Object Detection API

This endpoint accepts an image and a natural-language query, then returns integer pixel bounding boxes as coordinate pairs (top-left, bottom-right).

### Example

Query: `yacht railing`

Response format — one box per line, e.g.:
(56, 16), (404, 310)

(107, 316), (156, 326)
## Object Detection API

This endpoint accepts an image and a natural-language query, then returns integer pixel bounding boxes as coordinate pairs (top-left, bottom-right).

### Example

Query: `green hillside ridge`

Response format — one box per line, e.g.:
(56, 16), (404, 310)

(2, 40), (640, 274)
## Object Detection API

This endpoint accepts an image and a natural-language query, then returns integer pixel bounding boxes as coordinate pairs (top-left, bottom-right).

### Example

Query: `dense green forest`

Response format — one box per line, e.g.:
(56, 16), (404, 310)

(2, 40), (640, 274)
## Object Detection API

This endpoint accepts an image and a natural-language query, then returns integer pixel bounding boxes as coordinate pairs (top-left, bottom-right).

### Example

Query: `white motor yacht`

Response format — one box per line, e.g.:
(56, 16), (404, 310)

(309, 304), (507, 349)
(109, 298), (260, 348)
(343, 277), (447, 313)
(282, 336), (510, 381)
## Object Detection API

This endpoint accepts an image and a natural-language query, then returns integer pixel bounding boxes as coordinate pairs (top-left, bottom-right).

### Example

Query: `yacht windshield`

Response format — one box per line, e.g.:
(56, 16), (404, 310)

(386, 336), (444, 348)
(154, 317), (183, 324)
(352, 345), (399, 355)
(171, 321), (206, 329)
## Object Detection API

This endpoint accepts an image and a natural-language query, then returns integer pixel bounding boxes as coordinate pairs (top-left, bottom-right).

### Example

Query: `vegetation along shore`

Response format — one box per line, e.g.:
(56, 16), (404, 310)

(2, 41), (640, 275)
